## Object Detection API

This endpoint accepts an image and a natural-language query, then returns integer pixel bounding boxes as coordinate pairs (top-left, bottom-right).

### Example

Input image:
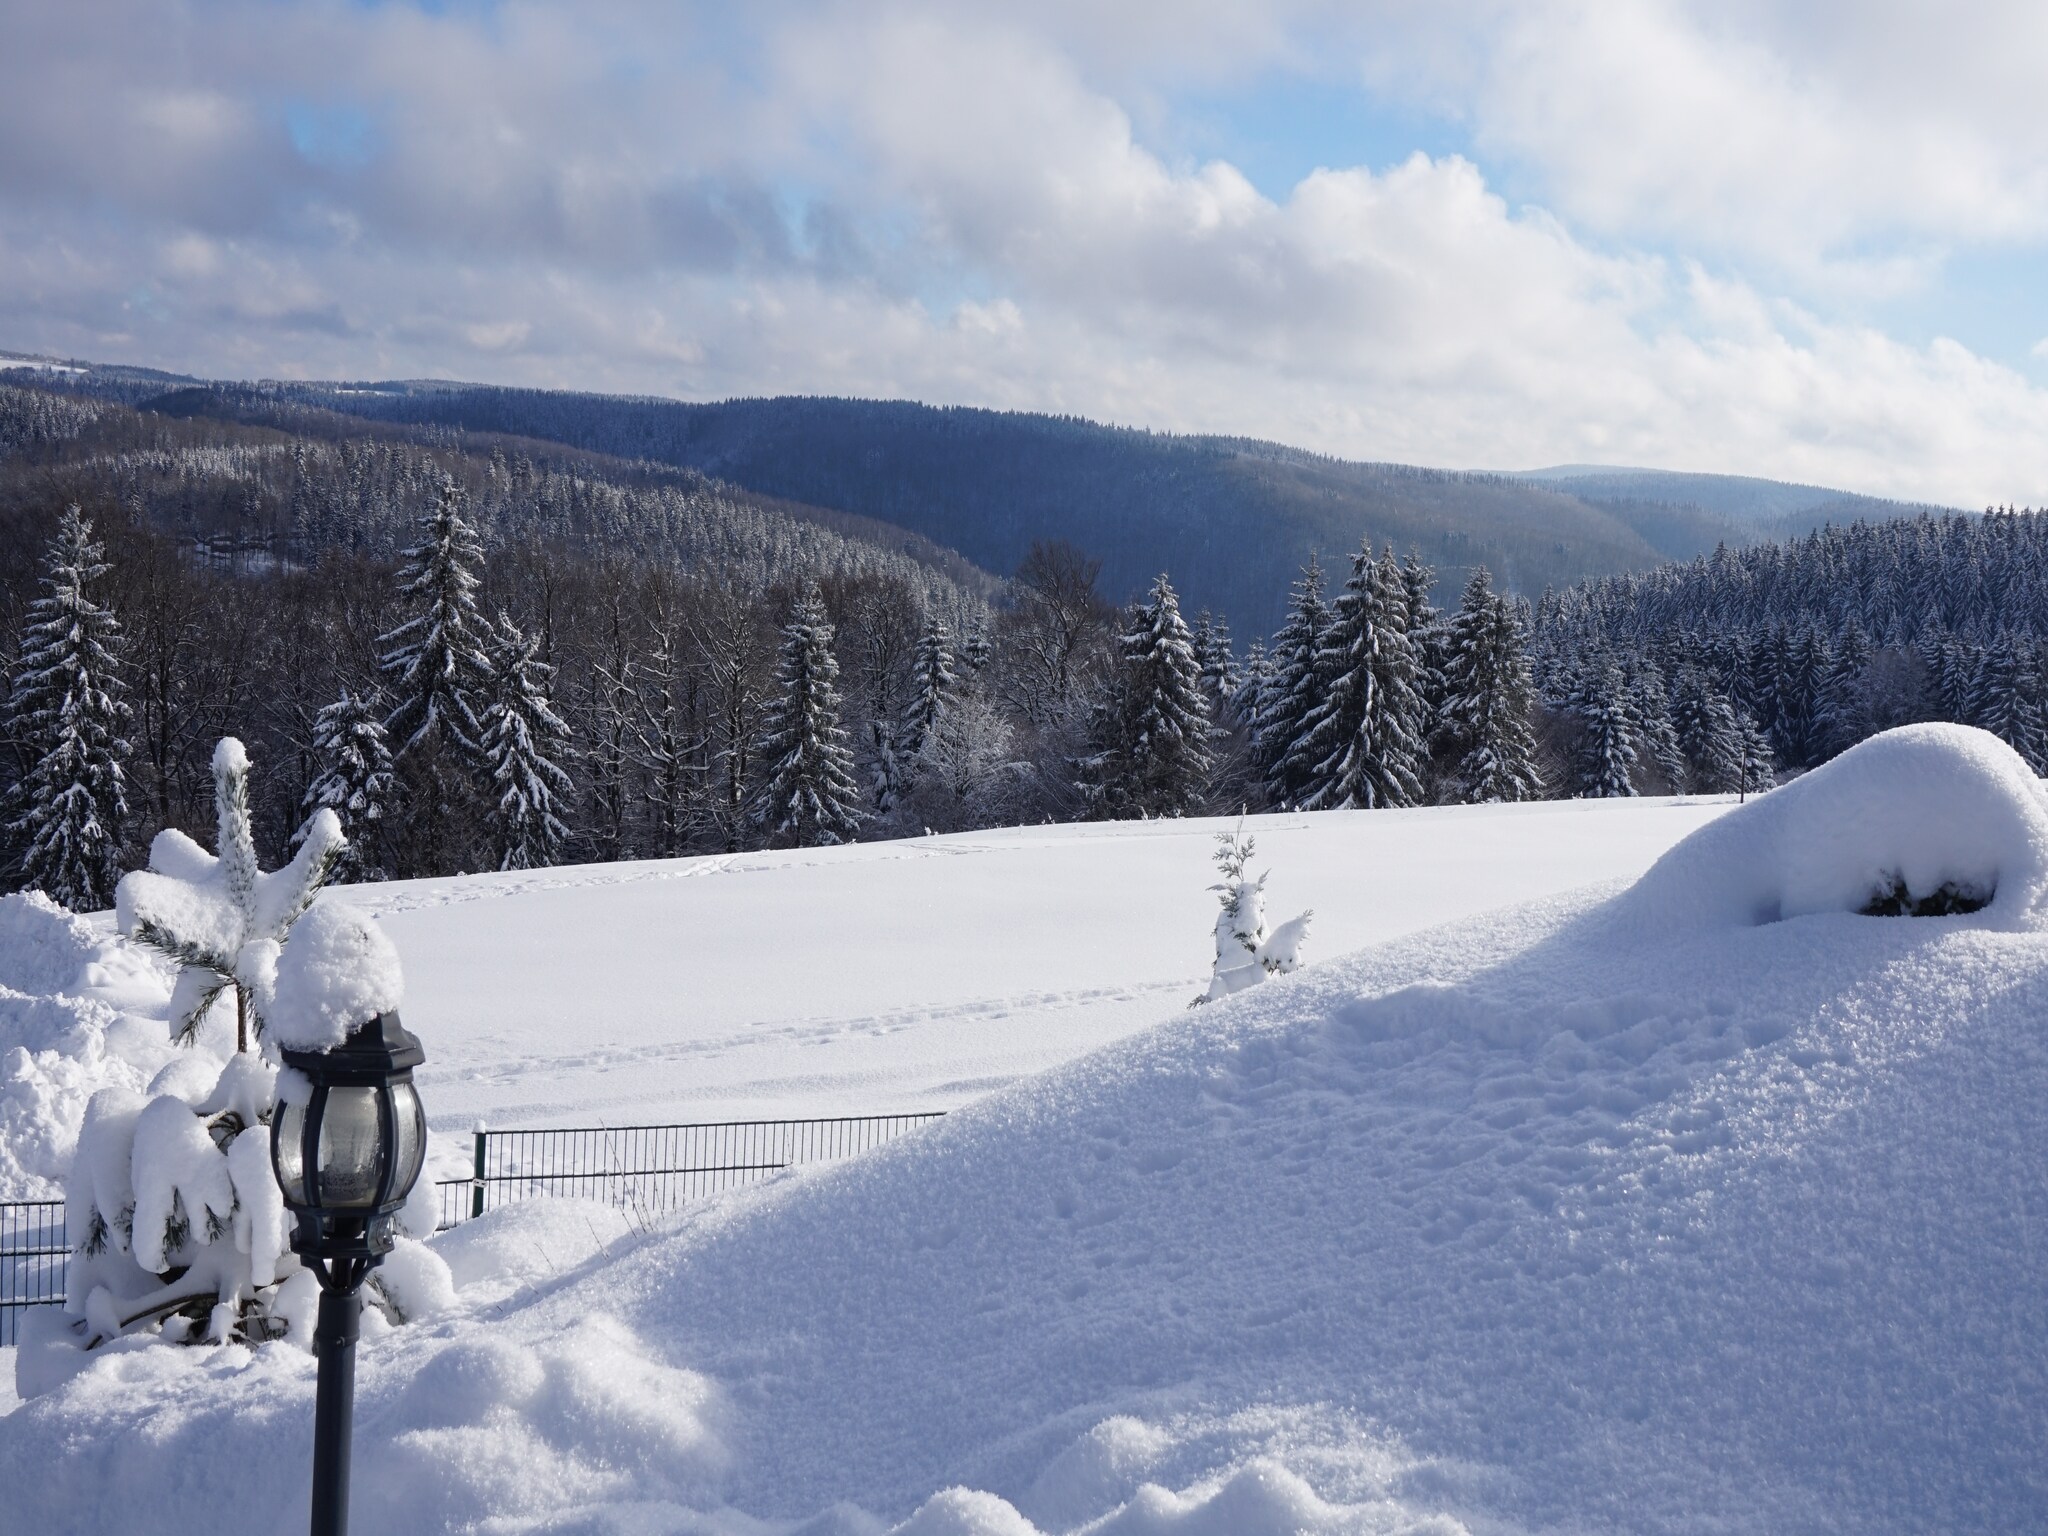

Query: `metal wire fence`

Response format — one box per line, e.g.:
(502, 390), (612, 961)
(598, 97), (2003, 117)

(0, 1113), (944, 1345)
(1, 1200), (65, 1347)
(434, 1112), (946, 1228)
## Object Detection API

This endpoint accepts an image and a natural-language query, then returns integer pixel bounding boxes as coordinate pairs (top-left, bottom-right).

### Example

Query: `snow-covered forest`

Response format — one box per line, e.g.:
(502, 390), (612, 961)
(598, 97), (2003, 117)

(3, 375), (2042, 905)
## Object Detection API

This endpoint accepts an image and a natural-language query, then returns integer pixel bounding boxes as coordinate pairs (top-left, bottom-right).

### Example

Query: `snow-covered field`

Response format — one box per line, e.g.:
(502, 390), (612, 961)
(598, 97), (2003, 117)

(7, 731), (2048, 1532)
(342, 798), (1737, 1137)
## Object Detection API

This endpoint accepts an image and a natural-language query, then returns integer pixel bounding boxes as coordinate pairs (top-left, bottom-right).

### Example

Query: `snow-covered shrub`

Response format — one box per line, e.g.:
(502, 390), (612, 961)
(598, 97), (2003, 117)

(48, 737), (447, 1358)
(1621, 722), (2048, 930)
(1193, 823), (1312, 1006)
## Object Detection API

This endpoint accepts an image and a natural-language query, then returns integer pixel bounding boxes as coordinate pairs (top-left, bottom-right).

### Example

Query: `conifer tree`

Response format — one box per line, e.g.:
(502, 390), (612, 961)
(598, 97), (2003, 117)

(1192, 611), (1239, 710)
(756, 583), (863, 847)
(584, 607), (636, 861)
(479, 616), (574, 871)
(1258, 558), (1335, 807)
(636, 624), (702, 859)
(1078, 574), (1214, 818)
(1435, 569), (1542, 803)
(5, 507), (131, 909)
(1668, 667), (1743, 793)
(379, 479), (490, 755)
(1400, 553), (1447, 742)
(294, 688), (394, 882)
(898, 615), (957, 766)
(1567, 664), (1640, 798)
(1231, 637), (1270, 754)
(1291, 546), (1427, 811)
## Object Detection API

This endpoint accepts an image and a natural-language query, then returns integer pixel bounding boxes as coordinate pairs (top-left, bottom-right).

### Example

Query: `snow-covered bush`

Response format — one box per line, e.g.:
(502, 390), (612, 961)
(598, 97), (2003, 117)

(46, 737), (446, 1359)
(1193, 823), (1312, 1005)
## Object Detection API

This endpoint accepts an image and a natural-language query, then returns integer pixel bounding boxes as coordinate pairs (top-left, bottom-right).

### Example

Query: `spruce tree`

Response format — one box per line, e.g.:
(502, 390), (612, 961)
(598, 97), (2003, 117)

(756, 583), (863, 847)
(1435, 569), (1542, 803)
(294, 687), (394, 882)
(636, 624), (702, 858)
(1258, 558), (1335, 807)
(1668, 667), (1743, 793)
(1567, 664), (1640, 798)
(1291, 546), (1427, 811)
(1079, 574), (1214, 818)
(5, 507), (131, 909)
(898, 615), (957, 767)
(379, 478), (490, 754)
(479, 616), (575, 871)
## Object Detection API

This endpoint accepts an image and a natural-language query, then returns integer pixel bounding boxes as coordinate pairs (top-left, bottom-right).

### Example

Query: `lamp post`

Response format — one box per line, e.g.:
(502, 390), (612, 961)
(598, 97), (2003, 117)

(270, 1011), (428, 1536)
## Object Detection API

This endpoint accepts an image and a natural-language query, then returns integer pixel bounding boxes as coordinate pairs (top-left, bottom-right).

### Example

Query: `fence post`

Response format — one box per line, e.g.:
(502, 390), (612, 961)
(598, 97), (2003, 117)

(470, 1122), (488, 1220)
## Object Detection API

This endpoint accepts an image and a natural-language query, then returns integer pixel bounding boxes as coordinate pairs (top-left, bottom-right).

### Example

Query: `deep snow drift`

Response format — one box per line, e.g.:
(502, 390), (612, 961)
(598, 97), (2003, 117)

(5, 725), (2045, 1533)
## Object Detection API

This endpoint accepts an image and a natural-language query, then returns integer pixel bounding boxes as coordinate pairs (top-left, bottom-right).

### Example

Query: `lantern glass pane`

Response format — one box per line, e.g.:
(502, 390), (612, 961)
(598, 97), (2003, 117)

(389, 1081), (425, 1201)
(273, 1099), (308, 1204)
(315, 1086), (383, 1208)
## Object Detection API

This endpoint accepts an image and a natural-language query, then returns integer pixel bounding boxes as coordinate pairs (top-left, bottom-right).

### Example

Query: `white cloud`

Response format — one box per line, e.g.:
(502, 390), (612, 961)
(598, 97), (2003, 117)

(0, 0), (2044, 509)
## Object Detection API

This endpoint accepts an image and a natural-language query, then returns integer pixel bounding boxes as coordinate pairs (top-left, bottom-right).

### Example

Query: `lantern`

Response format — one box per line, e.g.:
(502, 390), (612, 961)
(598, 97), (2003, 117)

(269, 1010), (427, 1536)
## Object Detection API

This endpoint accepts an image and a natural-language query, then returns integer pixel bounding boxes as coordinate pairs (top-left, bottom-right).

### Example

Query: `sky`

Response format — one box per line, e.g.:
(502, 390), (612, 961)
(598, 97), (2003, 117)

(4, 0), (2048, 504)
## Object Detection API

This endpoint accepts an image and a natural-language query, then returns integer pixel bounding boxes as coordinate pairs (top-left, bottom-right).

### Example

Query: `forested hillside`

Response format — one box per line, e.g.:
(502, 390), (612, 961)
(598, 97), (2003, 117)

(7, 358), (1947, 631)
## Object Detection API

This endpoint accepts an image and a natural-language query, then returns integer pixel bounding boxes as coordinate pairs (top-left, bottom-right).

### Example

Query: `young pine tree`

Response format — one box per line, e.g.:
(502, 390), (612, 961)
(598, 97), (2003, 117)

(479, 616), (575, 871)
(756, 584), (864, 847)
(294, 688), (395, 882)
(1668, 667), (1743, 793)
(1291, 546), (1427, 811)
(1078, 574), (1214, 819)
(6, 507), (131, 909)
(1434, 569), (1542, 803)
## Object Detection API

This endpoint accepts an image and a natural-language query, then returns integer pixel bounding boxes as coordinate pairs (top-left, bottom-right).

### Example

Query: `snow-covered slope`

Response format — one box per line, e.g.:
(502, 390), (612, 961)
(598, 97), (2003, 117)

(7, 728), (2045, 1533)
(341, 798), (1737, 1133)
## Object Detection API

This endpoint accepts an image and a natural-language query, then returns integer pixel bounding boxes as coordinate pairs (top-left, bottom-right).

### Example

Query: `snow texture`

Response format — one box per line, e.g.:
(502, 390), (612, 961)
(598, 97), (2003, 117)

(5, 725), (2046, 1532)
(262, 898), (405, 1051)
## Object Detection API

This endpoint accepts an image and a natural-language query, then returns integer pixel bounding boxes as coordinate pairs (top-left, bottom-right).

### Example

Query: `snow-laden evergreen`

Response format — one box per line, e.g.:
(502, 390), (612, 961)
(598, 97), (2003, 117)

(756, 583), (863, 847)
(636, 624), (702, 859)
(1566, 664), (1641, 798)
(1191, 610), (1238, 711)
(4, 507), (131, 911)
(1078, 573), (1214, 818)
(1291, 545), (1427, 810)
(294, 688), (394, 882)
(1192, 822), (1311, 1005)
(1435, 568), (1543, 803)
(378, 478), (491, 755)
(1254, 558), (1334, 808)
(480, 616), (575, 872)
(117, 739), (344, 1049)
(897, 614), (957, 771)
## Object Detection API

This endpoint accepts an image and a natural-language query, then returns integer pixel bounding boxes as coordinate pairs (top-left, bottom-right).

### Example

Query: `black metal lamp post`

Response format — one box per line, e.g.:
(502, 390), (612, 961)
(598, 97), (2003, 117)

(270, 1011), (427, 1536)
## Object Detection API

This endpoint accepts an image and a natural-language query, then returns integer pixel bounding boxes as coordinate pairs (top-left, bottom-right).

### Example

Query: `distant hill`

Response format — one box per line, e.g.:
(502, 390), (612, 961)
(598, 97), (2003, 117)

(2, 352), (1954, 632)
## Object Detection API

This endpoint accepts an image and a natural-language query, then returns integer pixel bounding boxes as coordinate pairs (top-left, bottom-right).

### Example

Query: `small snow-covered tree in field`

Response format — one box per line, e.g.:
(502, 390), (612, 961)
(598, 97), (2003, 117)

(1193, 822), (1312, 1005)
(1435, 568), (1542, 803)
(294, 688), (394, 882)
(480, 615), (574, 871)
(119, 738), (345, 1052)
(5, 507), (131, 910)
(756, 583), (863, 847)
(1079, 574), (1214, 818)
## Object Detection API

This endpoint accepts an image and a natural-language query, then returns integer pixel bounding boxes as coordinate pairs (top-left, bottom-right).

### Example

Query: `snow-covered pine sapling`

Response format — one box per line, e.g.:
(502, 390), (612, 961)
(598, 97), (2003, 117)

(1192, 821), (1312, 1006)
(117, 737), (345, 1052)
(57, 902), (441, 1356)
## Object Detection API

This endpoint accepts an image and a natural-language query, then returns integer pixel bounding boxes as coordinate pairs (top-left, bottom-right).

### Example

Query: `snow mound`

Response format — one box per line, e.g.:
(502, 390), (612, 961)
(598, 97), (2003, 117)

(0, 892), (176, 1198)
(0, 891), (100, 997)
(262, 898), (404, 1051)
(1620, 722), (2048, 930)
